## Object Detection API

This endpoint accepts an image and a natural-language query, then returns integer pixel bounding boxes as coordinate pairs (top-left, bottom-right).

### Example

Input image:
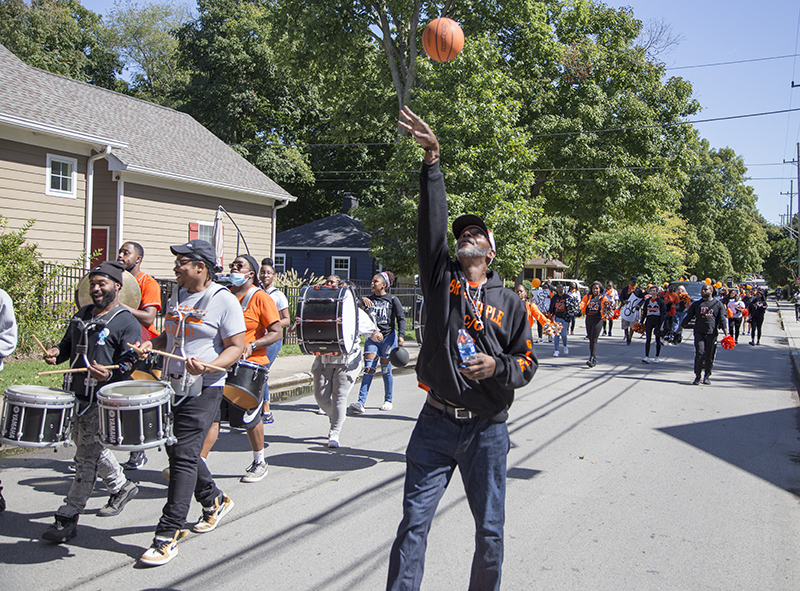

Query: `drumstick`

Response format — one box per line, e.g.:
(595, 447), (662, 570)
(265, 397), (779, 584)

(126, 343), (227, 373)
(32, 334), (49, 355)
(37, 365), (120, 376)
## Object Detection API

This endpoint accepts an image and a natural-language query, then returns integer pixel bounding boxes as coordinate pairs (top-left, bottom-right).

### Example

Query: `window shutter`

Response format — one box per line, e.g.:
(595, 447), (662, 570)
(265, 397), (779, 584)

(325, 256), (332, 275)
(350, 257), (357, 281)
(189, 222), (199, 240)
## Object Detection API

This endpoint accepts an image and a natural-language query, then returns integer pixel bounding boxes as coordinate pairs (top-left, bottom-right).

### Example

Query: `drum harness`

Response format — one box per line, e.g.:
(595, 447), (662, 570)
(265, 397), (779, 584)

(166, 283), (225, 406)
(65, 305), (131, 416)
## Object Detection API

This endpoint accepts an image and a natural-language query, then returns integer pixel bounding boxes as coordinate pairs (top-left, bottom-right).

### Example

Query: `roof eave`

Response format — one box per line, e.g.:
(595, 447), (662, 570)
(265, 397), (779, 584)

(0, 112), (128, 149)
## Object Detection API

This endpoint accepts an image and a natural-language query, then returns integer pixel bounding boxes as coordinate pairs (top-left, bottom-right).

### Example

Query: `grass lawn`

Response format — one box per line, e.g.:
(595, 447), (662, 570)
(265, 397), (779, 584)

(0, 359), (68, 392)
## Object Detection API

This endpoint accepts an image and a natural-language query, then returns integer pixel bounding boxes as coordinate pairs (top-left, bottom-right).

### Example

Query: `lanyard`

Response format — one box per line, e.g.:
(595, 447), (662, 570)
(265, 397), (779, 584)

(463, 278), (485, 331)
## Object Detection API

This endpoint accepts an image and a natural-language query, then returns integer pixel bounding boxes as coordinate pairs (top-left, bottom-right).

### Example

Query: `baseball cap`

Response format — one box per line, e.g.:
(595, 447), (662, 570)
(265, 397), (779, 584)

(170, 239), (220, 271)
(452, 214), (496, 252)
(88, 260), (125, 284)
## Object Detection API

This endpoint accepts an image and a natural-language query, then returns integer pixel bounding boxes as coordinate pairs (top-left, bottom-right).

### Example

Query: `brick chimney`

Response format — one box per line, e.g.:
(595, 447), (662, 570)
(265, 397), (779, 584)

(342, 193), (359, 215)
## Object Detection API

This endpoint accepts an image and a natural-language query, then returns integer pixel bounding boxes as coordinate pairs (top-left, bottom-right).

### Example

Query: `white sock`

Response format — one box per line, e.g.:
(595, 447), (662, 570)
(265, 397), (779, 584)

(253, 449), (265, 464)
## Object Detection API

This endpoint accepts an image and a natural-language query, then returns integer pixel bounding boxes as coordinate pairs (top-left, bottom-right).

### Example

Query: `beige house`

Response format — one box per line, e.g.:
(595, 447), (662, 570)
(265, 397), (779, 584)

(0, 44), (295, 279)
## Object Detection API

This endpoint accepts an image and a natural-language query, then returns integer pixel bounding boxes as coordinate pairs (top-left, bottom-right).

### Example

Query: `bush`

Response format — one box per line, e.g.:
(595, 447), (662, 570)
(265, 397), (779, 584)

(0, 216), (74, 356)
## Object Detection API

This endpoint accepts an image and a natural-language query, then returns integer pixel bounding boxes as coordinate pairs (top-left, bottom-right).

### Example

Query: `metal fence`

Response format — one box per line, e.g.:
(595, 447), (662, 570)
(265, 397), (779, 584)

(40, 267), (421, 343)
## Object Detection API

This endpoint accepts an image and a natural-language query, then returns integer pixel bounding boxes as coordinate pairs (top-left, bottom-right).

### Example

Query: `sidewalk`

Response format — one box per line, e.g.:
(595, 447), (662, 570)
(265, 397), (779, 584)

(775, 299), (800, 379)
(266, 341), (420, 393)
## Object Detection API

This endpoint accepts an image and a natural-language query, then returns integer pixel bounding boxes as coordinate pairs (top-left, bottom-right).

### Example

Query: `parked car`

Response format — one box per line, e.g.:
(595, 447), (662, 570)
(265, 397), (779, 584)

(548, 278), (588, 295)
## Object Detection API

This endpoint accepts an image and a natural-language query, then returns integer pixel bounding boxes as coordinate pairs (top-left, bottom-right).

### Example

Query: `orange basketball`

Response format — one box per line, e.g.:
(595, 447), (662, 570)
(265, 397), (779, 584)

(422, 17), (464, 62)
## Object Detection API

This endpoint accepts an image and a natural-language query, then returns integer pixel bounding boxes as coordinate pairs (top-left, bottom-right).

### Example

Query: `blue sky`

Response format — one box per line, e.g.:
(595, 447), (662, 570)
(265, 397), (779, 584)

(83, 0), (800, 224)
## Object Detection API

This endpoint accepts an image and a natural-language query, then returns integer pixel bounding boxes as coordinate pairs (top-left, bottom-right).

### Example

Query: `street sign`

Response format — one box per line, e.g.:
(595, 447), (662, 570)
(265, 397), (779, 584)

(689, 275), (698, 282)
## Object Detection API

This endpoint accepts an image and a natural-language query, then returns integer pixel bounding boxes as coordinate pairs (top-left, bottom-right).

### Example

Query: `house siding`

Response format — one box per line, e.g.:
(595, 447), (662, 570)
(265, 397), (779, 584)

(121, 183), (273, 278)
(0, 138), (87, 265)
(278, 249), (375, 283)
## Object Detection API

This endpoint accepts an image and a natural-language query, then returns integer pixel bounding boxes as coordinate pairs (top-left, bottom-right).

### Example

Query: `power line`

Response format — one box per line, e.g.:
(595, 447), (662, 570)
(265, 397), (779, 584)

(667, 53), (800, 71)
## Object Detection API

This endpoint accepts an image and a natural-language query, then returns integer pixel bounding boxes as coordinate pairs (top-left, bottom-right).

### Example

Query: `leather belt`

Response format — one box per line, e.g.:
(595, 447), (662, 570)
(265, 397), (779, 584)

(426, 393), (474, 420)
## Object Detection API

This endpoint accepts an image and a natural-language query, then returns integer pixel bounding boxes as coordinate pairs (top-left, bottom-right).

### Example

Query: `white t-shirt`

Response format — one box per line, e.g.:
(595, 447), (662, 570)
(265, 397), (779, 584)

(265, 285), (289, 312)
(164, 285), (246, 386)
(727, 300), (745, 319)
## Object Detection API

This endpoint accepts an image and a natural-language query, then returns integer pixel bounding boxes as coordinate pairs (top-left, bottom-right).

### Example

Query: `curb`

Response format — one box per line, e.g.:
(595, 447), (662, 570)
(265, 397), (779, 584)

(777, 302), (800, 382)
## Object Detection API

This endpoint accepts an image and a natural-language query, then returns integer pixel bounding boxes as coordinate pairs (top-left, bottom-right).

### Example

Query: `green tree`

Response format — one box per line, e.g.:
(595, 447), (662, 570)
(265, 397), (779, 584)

(761, 222), (796, 288)
(0, 0), (122, 89)
(107, 0), (193, 107)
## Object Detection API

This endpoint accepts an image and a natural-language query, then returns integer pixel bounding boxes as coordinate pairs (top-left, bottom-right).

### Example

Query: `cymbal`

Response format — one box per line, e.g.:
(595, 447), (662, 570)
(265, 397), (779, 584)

(76, 270), (141, 309)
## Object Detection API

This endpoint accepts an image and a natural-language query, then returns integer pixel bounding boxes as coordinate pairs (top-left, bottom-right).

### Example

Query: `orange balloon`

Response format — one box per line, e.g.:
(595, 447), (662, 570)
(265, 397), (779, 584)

(704, 278), (712, 284)
(715, 282), (722, 289)
(531, 278), (541, 288)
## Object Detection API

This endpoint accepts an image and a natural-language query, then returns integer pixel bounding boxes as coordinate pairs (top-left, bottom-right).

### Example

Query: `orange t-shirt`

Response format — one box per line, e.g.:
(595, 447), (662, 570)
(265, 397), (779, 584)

(525, 301), (549, 328)
(136, 271), (162, 340)
(234, 288), (280, 366)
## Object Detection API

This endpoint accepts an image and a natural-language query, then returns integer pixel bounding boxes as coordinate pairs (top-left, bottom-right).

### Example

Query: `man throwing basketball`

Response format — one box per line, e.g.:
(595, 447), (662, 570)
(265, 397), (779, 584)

(387, 107), (536, 591)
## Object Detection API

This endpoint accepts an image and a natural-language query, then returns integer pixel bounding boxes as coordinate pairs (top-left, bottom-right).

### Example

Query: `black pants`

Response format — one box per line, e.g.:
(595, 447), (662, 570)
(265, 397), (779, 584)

(156, 386), (223, 537)
(586, 315), (602, 358)
(728, 317), (741, 341)
(693, 332), (718, 378)
(644, 318), (662, 358)
(751, 317), (764, 343)
(603, 319), (614, 334)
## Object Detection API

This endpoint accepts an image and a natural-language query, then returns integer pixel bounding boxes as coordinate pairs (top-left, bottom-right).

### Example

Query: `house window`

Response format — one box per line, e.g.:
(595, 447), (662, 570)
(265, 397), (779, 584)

(273, 254), (286, 274)
(332, 256), (350, 279)
(197, 222), (214, 244)
(46, 154), (78, 198)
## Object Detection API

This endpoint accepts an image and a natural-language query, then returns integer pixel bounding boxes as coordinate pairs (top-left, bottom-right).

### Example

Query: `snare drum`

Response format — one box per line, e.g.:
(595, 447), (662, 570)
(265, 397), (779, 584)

(131, 353), (163, 381)
(297, 285), (358, 355)
(224, 360), (267, 411)
(1, 386), (75, 448)
(97, 381), (174, 451)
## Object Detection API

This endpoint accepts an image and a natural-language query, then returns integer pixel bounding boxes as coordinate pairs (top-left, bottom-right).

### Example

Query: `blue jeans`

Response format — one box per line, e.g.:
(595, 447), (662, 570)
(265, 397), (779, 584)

(386, 402), (509, 591)
(357, 331), (397, 405)
(554, 317), (569, 351)
(672, 311), (686, 332)
(262, 339), (282, 403)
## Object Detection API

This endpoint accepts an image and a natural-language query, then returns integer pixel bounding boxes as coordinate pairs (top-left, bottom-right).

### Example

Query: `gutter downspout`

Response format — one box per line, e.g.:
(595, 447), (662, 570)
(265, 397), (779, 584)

(116, 176), (125, 254)
(83, 145), (112, 269)
(271, 199), (290, 259)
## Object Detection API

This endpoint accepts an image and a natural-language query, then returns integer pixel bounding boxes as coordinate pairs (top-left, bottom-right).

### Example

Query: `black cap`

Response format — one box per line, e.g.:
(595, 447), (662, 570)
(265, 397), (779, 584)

(88, 260), (125, 284)
(171, 239), (219, 271)
(452, 214), (496, 251)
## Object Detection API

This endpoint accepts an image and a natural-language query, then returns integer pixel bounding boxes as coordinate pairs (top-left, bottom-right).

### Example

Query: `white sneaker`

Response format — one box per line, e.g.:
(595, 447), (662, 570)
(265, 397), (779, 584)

(641, 357), (649, 364)
(553, 350), (559, 357)
(563, 346), (569, 355)
(328, 436), (340, 448)
(140, 530), (188, 566)
(654, 357), (660, 363)
(380, 401), (393, 411)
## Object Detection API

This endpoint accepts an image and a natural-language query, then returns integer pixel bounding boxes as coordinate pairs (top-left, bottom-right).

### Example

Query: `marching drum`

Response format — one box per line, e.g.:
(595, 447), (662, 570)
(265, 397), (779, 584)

(131, 353), (163, 381)
(97, 381), (174, 451)
(224, 360), (267, 412)
(297, 285), (359, 355)
(1, 386), (75, 448)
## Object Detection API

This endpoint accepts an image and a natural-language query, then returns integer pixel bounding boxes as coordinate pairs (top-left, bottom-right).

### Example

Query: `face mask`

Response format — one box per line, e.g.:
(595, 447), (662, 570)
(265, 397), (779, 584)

(229, 273), (249, 286)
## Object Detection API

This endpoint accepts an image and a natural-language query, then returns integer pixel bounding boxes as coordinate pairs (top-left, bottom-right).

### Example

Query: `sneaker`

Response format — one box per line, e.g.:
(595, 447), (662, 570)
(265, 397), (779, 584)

(42, 514), (78, 543)
(328, 435), (340, 448)
(553, 350), (560, 357)
(98, 479), (138, 517)
(589, 357), (597, 367)
(192, 494), (234, 533)
(348, 402), (365, 414)
(140, 530), (188, 566)
(67, 463), (76, 473)
(653, 357), (660, 364)
(602, 331), (607, 336)
(563, 346), (569, 355)
(315, 407), (326, 415)
(548, 337), (553, 342)
(608, 332), (613, 337)
(642, 357), (649, 364)
(692, 376), (701, 385)
(749, 341), (755, 346)
(380, 401), (393, 411)
(262, 411), (274, 424)
(536, 338), (543, 343)
(121, 451), (148, 470)
(240, 461), (269, 483)
(702, 376), (711, 385)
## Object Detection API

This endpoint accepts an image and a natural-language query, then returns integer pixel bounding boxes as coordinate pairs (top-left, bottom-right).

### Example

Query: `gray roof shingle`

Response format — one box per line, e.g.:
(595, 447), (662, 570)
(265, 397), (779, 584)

(277, 213), (371, 249)
(0, 44), (294, 201)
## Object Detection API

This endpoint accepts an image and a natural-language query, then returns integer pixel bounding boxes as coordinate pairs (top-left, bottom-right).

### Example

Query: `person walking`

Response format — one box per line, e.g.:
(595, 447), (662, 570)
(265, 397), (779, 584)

(258, 257), (292, 424)
(602, 281), (619, 336)
(0, 286), (18, 514)
(641, 285), (666, 364)
(679, 282), (728, 385)
(388, 106), (536, 591)
(726, 290), (745, 343)
(549, 282), (573, 356)
(748, 290), (768, 345)
(580, 281), (608, 367)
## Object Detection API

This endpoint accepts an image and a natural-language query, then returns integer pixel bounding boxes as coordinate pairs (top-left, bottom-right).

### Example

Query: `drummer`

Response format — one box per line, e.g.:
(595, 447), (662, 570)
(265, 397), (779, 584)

(41, 260), (142, 544)
(137, 239), (245, 566)
(117, 240), (163, 471)
(199, 254), (281, 484)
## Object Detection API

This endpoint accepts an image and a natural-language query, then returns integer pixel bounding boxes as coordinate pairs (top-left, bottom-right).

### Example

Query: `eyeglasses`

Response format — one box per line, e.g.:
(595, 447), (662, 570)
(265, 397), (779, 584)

(174, 258), (193, 267)
(229, 262), (248, 270)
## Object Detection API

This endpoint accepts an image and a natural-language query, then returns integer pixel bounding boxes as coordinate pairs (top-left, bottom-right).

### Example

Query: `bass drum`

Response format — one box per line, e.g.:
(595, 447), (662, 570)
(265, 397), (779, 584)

(131, 353), (163, 381)
(1, 386), (75, 448)
(296, 286), (358, 355)
(414, 295), (425, 345)
(97, 381), (174, 451)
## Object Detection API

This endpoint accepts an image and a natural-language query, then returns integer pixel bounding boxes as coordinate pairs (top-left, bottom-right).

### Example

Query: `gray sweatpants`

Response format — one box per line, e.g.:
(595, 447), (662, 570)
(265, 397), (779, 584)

(56, 404), (127, 519)
(312, 354), (362, 439)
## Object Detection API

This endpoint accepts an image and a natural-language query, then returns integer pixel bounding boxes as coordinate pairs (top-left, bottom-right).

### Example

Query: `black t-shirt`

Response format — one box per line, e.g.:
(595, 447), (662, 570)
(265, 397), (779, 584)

(365, 293), (406, 337)
(682, 298), (726, 335)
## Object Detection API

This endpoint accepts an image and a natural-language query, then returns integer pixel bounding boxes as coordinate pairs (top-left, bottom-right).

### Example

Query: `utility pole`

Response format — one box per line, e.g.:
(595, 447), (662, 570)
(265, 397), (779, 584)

(781, 181), (795, 237)
(783, 145), (800, 284)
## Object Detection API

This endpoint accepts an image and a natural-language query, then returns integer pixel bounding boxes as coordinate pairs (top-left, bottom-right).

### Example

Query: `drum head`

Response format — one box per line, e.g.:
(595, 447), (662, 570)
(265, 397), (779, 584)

(98, 381), (170, 398)
(340, 288), (358, 354)
(4, 385), (74, 401)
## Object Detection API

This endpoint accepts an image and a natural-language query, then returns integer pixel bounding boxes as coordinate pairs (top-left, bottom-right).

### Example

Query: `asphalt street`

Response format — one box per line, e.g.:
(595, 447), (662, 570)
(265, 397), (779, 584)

(1, 303), (799, 590)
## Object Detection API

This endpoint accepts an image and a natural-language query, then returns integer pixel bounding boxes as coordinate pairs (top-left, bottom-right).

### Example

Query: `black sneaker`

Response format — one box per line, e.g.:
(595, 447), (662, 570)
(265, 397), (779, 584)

(121, 451), (148, 470)
(692, 376), (701, 385)
(702, 376), (711, 385)
(98, 480), (138, 517)
(42, 515), (78, 543)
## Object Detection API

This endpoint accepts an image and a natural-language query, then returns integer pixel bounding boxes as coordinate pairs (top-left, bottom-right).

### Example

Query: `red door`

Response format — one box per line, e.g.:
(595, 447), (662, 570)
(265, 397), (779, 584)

(90, 227), (108, 268)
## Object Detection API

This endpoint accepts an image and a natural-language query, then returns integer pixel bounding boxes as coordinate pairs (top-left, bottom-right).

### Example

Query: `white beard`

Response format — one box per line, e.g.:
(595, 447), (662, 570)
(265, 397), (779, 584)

(456, 243), (490, 259)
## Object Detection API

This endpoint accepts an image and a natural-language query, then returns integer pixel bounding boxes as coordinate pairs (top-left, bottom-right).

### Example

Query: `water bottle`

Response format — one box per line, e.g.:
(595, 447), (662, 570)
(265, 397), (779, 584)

(457, 329), (477, 364)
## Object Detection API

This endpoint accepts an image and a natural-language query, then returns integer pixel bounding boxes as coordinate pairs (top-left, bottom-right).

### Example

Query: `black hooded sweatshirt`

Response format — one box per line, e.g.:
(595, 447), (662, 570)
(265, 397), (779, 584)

(416, 160), (537, 421)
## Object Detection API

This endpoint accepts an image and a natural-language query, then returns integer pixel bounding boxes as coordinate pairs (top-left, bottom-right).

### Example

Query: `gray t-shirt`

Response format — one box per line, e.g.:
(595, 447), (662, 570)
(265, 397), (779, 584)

(164, 285), (246, 387)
